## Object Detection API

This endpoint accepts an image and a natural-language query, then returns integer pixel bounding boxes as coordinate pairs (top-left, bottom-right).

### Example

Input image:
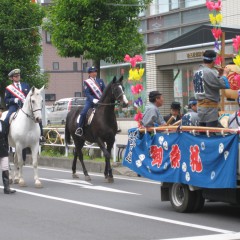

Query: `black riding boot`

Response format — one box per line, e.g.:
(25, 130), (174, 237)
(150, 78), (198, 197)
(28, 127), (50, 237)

(2, 170), (16, 194)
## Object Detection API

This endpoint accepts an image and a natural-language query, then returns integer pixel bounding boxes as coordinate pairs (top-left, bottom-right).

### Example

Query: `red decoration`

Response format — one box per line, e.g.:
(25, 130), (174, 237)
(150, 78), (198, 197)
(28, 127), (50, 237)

(170, 145), (181, 168)
(190, 145), (203, 173)
(150, 145), (163, 168)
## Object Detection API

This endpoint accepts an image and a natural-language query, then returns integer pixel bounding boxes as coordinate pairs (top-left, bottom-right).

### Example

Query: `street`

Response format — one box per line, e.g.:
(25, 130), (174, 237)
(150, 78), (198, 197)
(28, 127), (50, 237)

(1, 165), (240, 240)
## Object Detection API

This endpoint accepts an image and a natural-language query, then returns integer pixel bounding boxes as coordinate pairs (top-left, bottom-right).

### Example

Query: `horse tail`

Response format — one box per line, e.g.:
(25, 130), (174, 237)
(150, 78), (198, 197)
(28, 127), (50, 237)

(65, 114), (71, 146)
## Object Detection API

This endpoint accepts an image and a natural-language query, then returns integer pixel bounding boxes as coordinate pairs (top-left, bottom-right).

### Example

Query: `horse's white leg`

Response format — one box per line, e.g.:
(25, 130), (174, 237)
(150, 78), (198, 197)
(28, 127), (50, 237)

(31, 145), (42, 188)
(13, 151), (20, 184)
(15, 146), (26, 187)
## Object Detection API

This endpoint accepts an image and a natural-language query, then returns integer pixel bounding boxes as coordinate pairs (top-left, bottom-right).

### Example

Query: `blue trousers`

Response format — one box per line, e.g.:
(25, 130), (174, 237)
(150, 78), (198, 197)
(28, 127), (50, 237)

(78, 101), (93, 128)
(4, 105), (18, 126)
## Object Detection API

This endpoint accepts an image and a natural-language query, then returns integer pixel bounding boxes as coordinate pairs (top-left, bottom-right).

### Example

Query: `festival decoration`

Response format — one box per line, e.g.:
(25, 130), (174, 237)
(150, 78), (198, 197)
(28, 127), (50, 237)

(206, 0), (223, 66)
(124, 54), (145, 126)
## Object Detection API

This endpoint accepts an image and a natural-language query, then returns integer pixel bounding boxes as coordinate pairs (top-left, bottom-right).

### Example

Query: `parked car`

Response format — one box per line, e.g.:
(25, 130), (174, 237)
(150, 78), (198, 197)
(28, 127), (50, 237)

(47, 97), (86, 125)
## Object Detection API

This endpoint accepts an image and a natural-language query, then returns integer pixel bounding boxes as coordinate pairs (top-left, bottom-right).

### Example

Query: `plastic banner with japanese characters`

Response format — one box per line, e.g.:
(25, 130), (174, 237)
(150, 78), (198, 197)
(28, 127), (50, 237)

(123, 128), (238, 188)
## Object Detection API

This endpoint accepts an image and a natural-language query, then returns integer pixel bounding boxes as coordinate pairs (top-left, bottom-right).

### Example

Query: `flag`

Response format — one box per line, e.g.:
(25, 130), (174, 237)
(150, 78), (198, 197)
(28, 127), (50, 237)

(123, 128), (238, 188)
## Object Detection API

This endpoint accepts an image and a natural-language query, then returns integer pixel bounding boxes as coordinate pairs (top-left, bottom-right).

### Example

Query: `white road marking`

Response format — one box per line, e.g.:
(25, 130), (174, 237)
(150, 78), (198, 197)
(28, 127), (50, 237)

(158, 232), (240, 240)
(40, 177), (141, 195)
(0, 186), (234, 235)
(23, 165), (159, 184)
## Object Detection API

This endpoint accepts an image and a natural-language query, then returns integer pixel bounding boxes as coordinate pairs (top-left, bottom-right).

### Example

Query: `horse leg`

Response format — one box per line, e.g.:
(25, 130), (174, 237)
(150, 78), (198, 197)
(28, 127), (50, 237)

(77, 148), (91, 181)
(32, 145), (42, 188)
(72, 149), (79, 178)
(97, 138), (114, 183)
(13, 151), (20, 184)
(15, 146), (26, 187)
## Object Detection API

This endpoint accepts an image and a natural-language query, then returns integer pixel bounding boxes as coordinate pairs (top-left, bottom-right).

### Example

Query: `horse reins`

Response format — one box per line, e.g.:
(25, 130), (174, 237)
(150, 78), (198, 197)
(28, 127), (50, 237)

(20, 94), (42, 121)
(97, 84), (124, 106)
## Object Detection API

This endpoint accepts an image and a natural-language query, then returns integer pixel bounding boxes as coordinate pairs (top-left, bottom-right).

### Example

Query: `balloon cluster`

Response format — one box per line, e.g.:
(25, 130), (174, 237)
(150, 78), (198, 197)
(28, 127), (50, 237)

(206, 0), (223, 66)
(124, 54), (145, 126)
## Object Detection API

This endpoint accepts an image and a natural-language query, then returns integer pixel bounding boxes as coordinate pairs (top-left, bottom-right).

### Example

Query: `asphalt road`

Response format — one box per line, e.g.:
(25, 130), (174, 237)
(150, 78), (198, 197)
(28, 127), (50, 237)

(1, 165), (240, 240)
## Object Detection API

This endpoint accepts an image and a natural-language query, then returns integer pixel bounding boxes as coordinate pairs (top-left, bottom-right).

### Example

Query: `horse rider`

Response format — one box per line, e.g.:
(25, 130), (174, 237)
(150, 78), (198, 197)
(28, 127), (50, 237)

(4, 69), (46, 143)
(75, 66), (105, 137)
(0, 105), (16, 194)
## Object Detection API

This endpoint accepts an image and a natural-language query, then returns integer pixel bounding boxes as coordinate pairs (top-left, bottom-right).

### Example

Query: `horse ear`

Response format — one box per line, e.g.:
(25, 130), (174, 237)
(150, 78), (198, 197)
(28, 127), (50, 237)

(31, 86), (35, 93)
(112, 76), (117, 83)
(118, 76), (123, 83)
(40, 85), (45, 92)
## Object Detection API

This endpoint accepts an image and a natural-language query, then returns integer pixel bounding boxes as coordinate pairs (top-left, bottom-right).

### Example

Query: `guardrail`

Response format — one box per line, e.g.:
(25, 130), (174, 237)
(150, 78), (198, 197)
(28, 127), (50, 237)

(42, 127), (120, 162)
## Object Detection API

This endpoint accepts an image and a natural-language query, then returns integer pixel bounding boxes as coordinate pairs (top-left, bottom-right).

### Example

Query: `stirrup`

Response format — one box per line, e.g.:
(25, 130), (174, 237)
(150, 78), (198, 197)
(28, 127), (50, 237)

(39, 136), (46, 145)
(75, 127), (83, 137)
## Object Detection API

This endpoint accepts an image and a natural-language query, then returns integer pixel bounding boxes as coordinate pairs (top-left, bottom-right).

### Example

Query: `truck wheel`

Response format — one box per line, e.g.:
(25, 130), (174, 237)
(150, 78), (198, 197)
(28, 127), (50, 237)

(192, 190), (205, 212)
(169, 183), (196, 213)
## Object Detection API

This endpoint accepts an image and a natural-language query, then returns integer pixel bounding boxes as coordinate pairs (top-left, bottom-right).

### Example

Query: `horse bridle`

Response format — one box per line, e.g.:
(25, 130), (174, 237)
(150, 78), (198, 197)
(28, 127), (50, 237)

(20, 94), (43, 121)
(97, 83), (124, 106)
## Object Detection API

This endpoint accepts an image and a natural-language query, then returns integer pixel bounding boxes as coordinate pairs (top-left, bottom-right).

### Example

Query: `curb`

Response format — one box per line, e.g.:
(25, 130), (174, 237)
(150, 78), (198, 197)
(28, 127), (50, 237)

(22, 155), (138, 177)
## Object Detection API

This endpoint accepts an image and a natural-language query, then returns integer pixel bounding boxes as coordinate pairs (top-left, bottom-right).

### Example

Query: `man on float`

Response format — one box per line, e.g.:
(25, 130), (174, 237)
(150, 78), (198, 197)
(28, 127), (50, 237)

(75, 66), (105, 137)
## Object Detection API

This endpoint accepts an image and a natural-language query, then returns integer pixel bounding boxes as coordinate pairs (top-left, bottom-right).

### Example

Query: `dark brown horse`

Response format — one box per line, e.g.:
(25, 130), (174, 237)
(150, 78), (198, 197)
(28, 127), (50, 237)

(65, 76), (128, 182)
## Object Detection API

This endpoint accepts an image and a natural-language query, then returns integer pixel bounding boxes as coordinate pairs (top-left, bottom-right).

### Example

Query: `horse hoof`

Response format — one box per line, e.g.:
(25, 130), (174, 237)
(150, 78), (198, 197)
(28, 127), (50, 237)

(35, 180), (43, 188)
(85, 176), (91, 181)
(72, 173), (79, 179)
(19, 180), (27, 187)
(13, 179), (19, 184)
(108, 177), (114, 183)
(104, 177), (114, 183)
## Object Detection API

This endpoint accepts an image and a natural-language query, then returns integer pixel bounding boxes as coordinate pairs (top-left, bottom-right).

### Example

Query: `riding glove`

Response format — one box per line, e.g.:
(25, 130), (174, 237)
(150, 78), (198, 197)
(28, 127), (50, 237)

(14, 98), (20, 104)
(93, 99), (99, 104)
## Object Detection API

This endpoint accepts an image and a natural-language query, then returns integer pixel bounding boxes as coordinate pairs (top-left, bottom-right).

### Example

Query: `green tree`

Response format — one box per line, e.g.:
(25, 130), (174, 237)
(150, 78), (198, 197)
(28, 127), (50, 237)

(0, 0), (48, 104)
(45, 0), (152, 71)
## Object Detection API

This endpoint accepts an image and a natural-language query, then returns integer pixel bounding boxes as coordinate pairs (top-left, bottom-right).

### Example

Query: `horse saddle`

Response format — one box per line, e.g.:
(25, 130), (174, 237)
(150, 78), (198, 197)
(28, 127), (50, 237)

(86, 108), (95, 126)
(77, 108), (95, 126)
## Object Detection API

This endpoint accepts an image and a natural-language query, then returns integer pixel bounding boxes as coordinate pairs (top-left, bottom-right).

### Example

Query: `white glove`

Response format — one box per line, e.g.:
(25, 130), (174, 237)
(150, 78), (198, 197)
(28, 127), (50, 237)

(93, 99), (99, 104)
(14, 98), (19, 104)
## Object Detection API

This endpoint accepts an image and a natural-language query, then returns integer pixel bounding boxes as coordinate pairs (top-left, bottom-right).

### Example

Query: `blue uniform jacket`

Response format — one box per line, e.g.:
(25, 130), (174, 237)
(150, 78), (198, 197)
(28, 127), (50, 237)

(78, 78), (105, 127)
(84, 78), (105, 105)
(5, 82), (30, 110)
(4, 82), (30, 124)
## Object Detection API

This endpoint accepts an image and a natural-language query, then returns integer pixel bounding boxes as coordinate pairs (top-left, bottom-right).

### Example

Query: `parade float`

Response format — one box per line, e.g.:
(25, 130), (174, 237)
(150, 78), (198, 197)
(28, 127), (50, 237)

(122, 0), (240, 213)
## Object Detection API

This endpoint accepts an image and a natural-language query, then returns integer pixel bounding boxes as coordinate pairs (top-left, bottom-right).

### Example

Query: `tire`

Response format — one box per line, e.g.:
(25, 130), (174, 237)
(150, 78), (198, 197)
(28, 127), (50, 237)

(169, 183), (196, 213)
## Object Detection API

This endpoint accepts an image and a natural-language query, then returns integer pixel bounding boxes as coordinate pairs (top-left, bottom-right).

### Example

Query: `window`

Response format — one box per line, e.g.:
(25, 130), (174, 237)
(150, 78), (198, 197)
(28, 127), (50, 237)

(46, 32), (51, 43)
(185, 0), (205, 8)
(45, 94), (56, 101)
(159, 0), (169, 14)
(73, 62), (78, 71)
(170, 0), (179, 10)
(53, 62), (59, 70)
(83, 62), (88, 72)
(75, 92), (81, 97)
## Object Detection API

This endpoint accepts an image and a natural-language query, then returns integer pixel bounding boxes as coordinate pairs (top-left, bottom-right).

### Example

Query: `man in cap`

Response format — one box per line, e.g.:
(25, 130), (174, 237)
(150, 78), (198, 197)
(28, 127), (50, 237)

(0, 105), (16, 194)
(4, 69), (45, 143)
(164, 101), (182, 125)
(181, 97), (199, 126)
(141, 91), (166, 127)
(75, 66), (105, 136)
(193, 50), (230, 127)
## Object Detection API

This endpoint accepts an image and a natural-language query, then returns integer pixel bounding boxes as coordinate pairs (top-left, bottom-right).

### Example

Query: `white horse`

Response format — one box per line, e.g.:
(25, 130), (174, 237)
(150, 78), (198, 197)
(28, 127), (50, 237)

(5, 86), (44, 188)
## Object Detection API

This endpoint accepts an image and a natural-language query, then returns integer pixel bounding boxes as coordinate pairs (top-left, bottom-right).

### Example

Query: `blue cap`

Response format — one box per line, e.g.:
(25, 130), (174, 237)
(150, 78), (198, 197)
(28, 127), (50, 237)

(88, 66), (98, 73)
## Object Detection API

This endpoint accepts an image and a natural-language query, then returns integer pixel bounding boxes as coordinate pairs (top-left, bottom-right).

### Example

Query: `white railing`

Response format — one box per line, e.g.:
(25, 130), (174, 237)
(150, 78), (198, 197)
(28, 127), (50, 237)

(41, 127), (118, 162)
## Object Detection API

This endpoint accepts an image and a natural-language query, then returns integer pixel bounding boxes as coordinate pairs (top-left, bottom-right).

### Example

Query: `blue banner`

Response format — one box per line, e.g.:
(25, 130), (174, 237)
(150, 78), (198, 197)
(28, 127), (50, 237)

(123, 128), (238, 188)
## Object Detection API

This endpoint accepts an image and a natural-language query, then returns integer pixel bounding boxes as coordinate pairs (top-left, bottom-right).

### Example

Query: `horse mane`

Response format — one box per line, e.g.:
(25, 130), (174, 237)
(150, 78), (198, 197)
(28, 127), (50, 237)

(99, 78), (114, 103)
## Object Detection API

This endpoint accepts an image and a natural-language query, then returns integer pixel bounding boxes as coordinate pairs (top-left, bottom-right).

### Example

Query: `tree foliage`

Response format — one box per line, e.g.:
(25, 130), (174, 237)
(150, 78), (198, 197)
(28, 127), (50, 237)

(0, 0), (48, 103)
(45, 0), (152, 68)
